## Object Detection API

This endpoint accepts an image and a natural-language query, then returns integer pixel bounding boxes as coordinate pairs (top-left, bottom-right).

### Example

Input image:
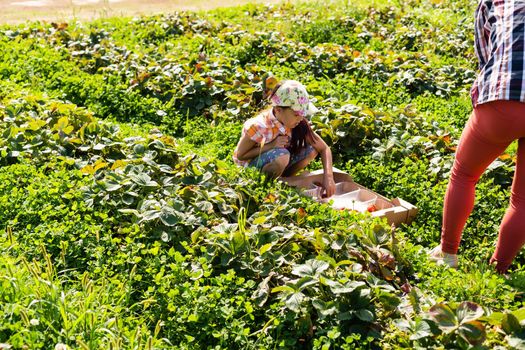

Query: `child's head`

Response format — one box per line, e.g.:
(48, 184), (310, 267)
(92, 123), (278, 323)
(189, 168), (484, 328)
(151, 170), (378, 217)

(269, 80), (318, 118)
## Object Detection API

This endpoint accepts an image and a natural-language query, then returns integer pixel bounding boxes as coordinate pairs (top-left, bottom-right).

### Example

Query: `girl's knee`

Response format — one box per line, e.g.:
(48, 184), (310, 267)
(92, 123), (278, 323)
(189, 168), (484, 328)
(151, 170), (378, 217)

(273, 153), (291, 169)
(262, 152), (290, 176)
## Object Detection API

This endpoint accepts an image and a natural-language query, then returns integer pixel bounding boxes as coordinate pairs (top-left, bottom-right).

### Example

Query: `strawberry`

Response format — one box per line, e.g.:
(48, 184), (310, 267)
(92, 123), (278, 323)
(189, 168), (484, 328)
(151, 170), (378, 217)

(367, 204), (377, 212)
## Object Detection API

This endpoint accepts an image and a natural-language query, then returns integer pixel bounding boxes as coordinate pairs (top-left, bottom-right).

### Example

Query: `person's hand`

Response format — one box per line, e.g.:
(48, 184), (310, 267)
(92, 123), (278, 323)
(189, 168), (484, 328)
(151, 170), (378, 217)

(321, 175), (336, 198)
(270, 135), (290, 149)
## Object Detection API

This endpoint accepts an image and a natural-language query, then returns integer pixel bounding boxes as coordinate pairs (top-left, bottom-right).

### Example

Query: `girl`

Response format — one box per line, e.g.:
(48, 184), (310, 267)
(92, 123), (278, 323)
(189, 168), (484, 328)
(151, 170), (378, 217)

(233, 80), (336, 197)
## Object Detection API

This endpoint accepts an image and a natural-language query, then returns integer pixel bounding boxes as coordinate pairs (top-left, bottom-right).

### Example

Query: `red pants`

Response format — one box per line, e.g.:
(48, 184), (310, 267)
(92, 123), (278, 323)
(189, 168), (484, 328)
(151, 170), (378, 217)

(441, 100), (525, 273)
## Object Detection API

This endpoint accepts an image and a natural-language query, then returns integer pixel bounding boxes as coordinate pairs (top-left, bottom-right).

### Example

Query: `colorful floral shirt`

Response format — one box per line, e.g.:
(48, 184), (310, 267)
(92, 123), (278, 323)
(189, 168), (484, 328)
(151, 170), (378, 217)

(471, 0), (525, 106)
(233, 109), (291, 167)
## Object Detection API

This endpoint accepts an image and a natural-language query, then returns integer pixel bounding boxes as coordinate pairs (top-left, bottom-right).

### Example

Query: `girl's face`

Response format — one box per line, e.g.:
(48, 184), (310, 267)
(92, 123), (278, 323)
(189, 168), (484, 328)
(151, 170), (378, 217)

(275, 107), (304, 128)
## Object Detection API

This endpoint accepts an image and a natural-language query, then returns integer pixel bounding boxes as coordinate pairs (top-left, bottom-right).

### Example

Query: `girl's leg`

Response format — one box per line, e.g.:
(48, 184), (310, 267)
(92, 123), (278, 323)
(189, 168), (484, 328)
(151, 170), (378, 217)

(249, 148), (291, 178)
(491, 137), (525, 273)
(262, 153), (290, 178)
(441, 103), (513, 254)
(282, 145), (317, 177)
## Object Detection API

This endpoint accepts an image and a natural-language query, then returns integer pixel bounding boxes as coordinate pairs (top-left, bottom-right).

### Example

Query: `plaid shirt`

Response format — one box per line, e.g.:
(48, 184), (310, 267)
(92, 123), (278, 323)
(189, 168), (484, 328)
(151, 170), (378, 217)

(233, 109), (291, 167)
(471, 0), (525, 106)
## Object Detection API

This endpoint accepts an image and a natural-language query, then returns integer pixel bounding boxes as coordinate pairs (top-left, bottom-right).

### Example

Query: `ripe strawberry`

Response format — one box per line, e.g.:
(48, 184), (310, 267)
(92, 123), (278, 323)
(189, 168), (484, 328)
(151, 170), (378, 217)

(367, 204), (377, 212)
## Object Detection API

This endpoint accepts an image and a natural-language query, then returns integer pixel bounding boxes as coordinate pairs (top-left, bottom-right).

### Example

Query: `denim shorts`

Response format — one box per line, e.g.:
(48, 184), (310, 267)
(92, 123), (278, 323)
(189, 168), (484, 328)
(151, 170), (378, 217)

(248, 145), (315, 170)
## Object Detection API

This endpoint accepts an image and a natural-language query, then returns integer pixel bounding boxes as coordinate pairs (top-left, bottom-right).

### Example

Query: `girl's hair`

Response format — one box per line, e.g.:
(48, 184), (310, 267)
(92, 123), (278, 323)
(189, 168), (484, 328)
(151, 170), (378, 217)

(288, 118), (316, 153)
(267, 80), (318, 153)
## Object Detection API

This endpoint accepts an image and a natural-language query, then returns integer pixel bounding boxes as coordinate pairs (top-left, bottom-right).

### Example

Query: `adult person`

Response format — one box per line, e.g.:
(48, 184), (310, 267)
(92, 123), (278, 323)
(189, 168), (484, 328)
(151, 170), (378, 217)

(233, 80), (336, 197)
(429, 0), (525, 273)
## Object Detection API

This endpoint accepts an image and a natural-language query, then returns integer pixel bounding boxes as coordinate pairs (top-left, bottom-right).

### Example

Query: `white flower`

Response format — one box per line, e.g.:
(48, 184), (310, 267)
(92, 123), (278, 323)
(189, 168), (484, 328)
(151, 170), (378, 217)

(29, 318), (39, 326)
(55, 343), (68, 350)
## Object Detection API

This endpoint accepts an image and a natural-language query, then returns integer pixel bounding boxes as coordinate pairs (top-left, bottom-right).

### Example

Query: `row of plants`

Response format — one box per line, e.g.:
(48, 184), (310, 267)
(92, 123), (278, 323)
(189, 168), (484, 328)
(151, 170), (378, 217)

(0, 76), (522, 349)
(0, 0), (476, 136)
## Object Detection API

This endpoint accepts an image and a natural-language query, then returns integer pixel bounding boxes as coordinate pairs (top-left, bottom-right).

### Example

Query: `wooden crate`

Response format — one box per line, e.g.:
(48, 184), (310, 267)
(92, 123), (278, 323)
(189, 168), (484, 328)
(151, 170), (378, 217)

(281, 168), (418, 226)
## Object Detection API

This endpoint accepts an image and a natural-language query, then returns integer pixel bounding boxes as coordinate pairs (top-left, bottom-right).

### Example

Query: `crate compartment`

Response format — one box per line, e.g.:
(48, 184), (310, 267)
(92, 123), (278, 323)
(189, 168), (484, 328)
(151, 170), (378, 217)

(328, 189), (377, 211)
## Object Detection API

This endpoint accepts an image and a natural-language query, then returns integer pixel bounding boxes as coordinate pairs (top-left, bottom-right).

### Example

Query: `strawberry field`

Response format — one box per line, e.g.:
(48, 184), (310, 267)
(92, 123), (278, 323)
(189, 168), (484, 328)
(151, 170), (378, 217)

(1, 0), (525, 348)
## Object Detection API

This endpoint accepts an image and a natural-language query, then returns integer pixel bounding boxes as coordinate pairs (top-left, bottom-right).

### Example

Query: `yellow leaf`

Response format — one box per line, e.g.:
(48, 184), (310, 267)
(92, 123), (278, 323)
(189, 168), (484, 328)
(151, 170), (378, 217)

(93, 161), (108, 172)
(56, 116), (69, 130)
(265, 76), (278, 91)
(63, 125), (75, 135)
(78, 124), (86, 141)
(81, 165), (94, 175)
(111, 159), (127, 170)
(68, 137), (82, 144)
(27, 119), (46, 131)
(253, 216), (267, 225)
(259, 243), (273, 255)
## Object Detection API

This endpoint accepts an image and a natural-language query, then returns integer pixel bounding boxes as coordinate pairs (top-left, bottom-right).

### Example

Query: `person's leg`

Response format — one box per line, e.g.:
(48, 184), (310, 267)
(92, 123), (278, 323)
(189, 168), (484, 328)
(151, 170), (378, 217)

(249, 148), (290, 178)
(282, 145), (317, 177)
(440, 103), (514, 254)
(490, 137), (525, 272)
(262, 153), (290, 178)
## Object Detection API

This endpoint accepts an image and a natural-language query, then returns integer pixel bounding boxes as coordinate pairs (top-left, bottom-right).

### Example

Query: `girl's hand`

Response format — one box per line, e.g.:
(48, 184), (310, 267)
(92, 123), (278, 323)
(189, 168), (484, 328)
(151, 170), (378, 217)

(271, 135), (290, 148)
(322, 175), (336, 198)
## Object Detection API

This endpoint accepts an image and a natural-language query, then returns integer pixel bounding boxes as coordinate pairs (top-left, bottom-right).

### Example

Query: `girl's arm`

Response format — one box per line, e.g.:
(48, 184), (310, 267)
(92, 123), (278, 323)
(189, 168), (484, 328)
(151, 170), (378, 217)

(307, 131), (336, 197)
(236, 133), (289, 161)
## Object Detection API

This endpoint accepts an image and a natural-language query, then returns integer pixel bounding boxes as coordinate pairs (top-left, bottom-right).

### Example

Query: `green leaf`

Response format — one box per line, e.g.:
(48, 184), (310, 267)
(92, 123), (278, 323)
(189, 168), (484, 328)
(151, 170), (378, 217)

(355, 309), (374, 322)
(312, 299), (337, 318)
(160, 207), (179, 226)
(218, 202), (233, 215)
(457, 301), (484, 324)
(482, 311), (504, 326)
(104, 180), (122, 192)
(458, 321), (486, 345)
(134, 143), (145, 154)
(122, 193), (135, 205)
(140, 210), (161, 222)
(271, 285), (295, 293)
(330, 281), (366, 294)
(55, 116), (69, 130)
(291, 259), (329, 277)
(294, 276), (318, 291)
(376, 290), (401, 311)
(410, 320), (432, 340)
(507, 333), (525, 350)
(196, 201), (213, 212)
(130, 173), (158, 187)
(428, 303), (457, 334)
(338, 311), (353, 321)
(503, 312), (522, 335)
(252, 273), (274, 307)
(285, 292), (305, 313)
(232, 230), (245, 252)
(513, 308), (525, 322)
(118, 209), (139, 217)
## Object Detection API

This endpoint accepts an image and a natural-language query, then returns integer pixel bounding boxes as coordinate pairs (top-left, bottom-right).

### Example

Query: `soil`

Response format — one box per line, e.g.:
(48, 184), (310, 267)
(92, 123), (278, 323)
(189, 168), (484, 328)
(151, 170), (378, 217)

(0, 0), (285, 24)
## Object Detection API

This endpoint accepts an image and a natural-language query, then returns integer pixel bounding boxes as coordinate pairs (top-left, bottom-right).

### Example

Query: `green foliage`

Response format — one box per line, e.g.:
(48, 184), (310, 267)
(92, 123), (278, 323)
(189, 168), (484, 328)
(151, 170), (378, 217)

(0, 0), (522, 348)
